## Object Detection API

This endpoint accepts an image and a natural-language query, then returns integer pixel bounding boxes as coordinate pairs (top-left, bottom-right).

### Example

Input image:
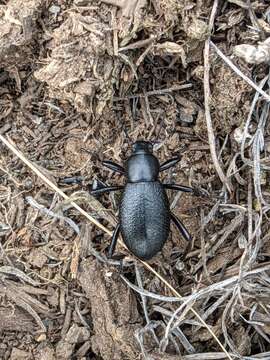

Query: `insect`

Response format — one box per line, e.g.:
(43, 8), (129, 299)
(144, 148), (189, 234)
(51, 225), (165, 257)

(91, 141), (193, 260)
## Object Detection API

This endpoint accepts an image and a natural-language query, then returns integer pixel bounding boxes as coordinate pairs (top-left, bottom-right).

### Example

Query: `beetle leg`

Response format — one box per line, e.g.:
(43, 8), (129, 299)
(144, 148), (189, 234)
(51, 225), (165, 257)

(59, 176), (84, 185)
(91, 185), (124, 196)
(108, 223), (121, 258)
(102, 160), (125, 175)
(163, 183), (193, 193)
(170, 213), (191, 242)
(160, 157), (180, 171)
(90, 178), (123, 196)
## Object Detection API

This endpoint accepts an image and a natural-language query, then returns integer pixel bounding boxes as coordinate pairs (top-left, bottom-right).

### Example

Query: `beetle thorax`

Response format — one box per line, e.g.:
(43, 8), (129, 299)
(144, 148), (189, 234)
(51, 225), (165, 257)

(127, 154), (160, 183)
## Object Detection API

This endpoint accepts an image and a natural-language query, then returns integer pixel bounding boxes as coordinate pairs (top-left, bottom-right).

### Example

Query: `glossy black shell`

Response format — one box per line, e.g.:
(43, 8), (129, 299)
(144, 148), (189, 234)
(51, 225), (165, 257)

(119, 181), (170, 260)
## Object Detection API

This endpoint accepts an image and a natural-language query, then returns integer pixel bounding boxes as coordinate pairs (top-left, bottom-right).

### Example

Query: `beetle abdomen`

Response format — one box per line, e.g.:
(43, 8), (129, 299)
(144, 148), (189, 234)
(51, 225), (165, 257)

(119, 182), (170, 260)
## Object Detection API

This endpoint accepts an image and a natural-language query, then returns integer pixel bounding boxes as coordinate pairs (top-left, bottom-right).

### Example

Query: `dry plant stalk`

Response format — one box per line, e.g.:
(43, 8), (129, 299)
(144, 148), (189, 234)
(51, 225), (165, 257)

(204, 0), (232, 194)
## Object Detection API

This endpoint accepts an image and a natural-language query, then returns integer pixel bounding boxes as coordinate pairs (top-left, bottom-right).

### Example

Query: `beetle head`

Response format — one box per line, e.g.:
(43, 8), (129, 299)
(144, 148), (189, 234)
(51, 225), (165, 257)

(128, 141), (159, 182)
(132, 141), (153, 154)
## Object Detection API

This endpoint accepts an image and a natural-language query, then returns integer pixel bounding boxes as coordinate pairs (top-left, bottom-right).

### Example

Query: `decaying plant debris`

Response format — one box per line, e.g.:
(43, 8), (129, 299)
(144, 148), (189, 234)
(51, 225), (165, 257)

(0, 0), (270, 359)
(0, 0), (43, 68)
(79, 259), (141, 359)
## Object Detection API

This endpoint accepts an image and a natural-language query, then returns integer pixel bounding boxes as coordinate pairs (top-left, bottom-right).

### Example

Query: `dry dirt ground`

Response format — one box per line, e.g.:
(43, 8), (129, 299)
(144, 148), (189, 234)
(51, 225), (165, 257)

(0, 0), (270, 359)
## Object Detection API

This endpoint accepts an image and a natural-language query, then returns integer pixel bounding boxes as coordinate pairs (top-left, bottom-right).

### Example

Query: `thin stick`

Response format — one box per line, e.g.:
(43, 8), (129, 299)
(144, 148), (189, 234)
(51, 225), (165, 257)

(204, 0), (232, 194)
(0, 134), (232, 359)
(0, 134), (112, 236)
(113, 84), (192, 101)
(210, 41), (270, 102)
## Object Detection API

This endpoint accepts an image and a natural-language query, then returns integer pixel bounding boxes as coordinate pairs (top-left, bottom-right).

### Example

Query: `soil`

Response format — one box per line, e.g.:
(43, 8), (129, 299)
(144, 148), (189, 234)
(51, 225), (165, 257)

(0, 0), (270, 359)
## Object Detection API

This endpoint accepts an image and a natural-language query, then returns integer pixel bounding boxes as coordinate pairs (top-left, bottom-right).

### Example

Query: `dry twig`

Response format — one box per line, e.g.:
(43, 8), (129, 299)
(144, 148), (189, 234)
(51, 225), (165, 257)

(204, 0), (232, 194)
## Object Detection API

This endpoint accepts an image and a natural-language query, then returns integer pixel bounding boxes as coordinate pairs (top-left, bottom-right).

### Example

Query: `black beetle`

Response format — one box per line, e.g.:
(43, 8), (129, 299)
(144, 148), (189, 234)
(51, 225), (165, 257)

(91, 141), (193, 260)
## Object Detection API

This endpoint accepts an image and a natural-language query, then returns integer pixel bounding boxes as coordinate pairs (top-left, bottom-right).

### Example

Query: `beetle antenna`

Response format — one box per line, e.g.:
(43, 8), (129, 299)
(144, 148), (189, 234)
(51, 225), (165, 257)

(114, 108), (132, 145)
(123, 122), (132, 145)
(151, 116), (165, 146)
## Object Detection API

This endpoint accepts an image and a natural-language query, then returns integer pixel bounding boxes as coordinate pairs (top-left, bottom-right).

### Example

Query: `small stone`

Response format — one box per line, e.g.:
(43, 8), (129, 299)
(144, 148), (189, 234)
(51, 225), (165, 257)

(49, 5), (61, 16)
(175, 260), (185, 271)
(178, 108), (194, 123)
(23, 178), (33, 190)
(233, 127), (251, 144)
(35, 333), (47, 342)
